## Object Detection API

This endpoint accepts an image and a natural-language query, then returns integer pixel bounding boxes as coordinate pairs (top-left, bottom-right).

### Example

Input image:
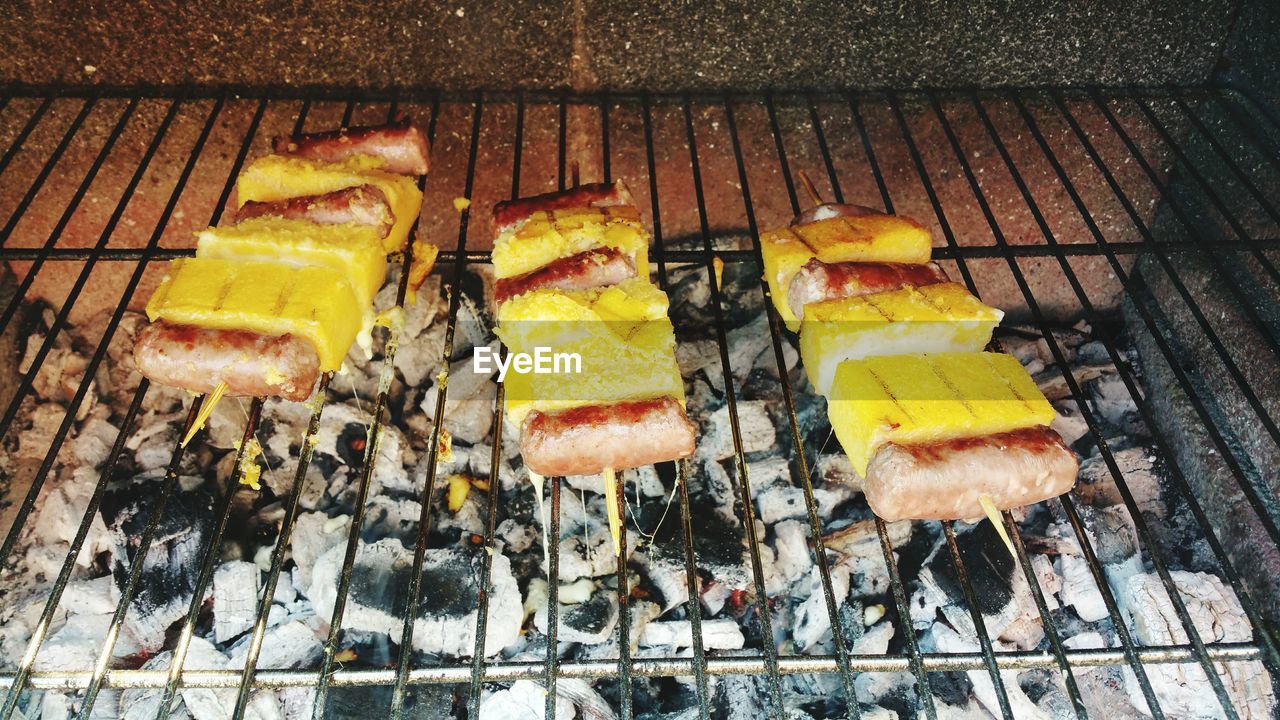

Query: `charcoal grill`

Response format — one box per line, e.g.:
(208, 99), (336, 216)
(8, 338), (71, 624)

(0, 84), (1278, 720)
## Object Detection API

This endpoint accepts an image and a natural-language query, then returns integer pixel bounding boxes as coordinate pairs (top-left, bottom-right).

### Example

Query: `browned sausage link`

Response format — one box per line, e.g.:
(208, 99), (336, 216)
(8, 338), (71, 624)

(863, 426), (1078, 522)
(494, 247), (637, 305)
(272, 116), (430, 176)
(787, 259), (950, 320)
(492, 181), (637, 233)
(520, 396), (696, 477)
(234, 185), (394, 238)
(133, 322), (321, 402)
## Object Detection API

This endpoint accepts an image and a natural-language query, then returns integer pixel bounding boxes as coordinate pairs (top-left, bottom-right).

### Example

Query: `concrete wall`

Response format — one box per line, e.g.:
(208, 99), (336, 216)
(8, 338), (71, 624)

(0, 1), (1239, 92)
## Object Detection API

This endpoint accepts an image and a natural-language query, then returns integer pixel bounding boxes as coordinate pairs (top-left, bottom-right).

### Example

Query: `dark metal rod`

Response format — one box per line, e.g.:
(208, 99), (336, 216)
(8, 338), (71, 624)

(599, 94), (636, 720)
(682, 95), (786, 718)
(905, 89), (1169, 718)
(229, 374), (332, 718)
(845, 92), (939, 719)
(73, 95), (271, 720)
(153, 398), (266, 718)
(752, 93), (862, 718)
(388, 93), (479, 718)
(879, 92), (1016, 719)
(0, 96), (226, 718)
(0, 96), (97, 247)
(0, 96), (53, 185)
(1008, 92), (1280, 673)
(641, 95), (712, 719)
(1209, 88), (1280, 170)
(467, 91), (524, 718)
(966, 92), (1262, 715)
(1054, 91), (1280, 548)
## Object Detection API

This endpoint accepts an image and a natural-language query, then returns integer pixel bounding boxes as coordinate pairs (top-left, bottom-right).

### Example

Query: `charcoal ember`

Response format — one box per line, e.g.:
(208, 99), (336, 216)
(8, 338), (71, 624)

(325, 681), (455, 720)
(1075, 447), (1165, 517)
(71, 414), (119, 468)
(308, 539), (521, 657)
(212, 560), (260, 643)
(226, 619), (322, 670)
(555, 527), (617, 584)
(289, 511), (350, 597)
(725, 313), (773, 382)
(426, 353), (498, 446)
(632, 496), (749, 612)
(20, 331), (87, 405)
(125, 410), (185, 471)
(497, 518), (538, 554)
(1085, 372), (1142, 436)
(908, 522), (1026, 643)
(766, 520), (812, 593)
(698, 400), (775, 461)
(675, 338), (722, 386)
(791, 564), (851, 651)
(13, 403), (64, 463)
(753, 462), (855, 525)
(639, 619), (744, 651)
(535, 588), (619, 645)
(1118, 571), (1276, 719)
(100, 472), (216, 653)
(312, 403), (415, 495)
(931, 624), (1051, 719)
(362, 494), (425, 546)
(468, 441), (519, 492)
(29, 465), (113, 568)
(481, 680), (574, 720)
(1049, 399), (1090, 449)
(32, 577), (137, 671)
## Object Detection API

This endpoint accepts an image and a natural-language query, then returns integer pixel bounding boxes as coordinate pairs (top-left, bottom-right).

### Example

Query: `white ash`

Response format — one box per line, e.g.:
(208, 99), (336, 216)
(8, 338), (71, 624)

(420, 352), (497, 445)
(640, 619), (745, 652)
(698, 400), (776, 461)
(213, 561), (260, 644)
(480, 680), (575, 720)
(1119, 571), (1275, 719)
(287, 511), (350, 596)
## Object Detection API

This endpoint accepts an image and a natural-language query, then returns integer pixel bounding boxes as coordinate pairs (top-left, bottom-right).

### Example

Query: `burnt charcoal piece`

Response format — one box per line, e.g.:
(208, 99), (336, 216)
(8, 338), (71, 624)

(99, 472), (217, 653)
(928, 522), (1016, 617)
(308, 539), (522, 657)
(325, 681), (456, 720)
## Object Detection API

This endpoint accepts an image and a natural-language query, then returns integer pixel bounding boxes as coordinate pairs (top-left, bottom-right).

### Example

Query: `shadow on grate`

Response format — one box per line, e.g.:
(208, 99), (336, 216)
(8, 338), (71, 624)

(0, 87), (1277, 720)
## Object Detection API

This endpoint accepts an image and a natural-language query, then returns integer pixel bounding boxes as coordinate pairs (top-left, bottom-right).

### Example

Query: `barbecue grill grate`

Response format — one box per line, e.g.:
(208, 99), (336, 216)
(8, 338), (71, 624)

(0, 86), (1278, 720)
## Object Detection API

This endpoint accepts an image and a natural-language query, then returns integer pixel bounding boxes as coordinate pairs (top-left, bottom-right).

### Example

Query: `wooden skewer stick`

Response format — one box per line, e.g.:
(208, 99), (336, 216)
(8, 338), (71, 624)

(529, 470), (551, 571)
(797, 170), (825, 208)
(603, 467), (622, 557)
(978, 493), (1017, 561)
(182, 381), (229, 448)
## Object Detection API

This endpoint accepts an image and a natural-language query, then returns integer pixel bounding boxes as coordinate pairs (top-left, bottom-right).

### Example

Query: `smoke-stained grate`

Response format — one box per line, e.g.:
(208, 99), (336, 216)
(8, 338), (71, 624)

(0, 87), (1277, 720)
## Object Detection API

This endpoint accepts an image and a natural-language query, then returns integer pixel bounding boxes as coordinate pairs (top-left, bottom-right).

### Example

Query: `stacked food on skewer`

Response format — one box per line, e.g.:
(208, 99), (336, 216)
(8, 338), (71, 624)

(491, 181), (697, 555)
(765, 174), (1078, 523)
(133, 117), (435, 417)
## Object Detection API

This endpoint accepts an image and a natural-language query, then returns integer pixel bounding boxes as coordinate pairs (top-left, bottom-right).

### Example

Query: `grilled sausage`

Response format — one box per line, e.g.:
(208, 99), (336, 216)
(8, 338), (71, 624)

(787, 259), (950, 320)
(273, 117), (430, 176)
(234, 184), (394, 237)
(493, 181), (637, 234)
(863, 426), (1078, 522)
(494, 247), (637, 305)
(792, 201), (882, 227)
(520, 396), (697, 477)
(133, 322), (320, 402)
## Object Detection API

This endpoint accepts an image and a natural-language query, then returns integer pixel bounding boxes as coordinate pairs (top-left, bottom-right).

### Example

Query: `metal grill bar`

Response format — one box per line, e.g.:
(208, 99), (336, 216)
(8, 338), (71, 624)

(640, 95), (714, 720)
(751, 96), (862, 718)
(0, 89), (1277, 719)
(682, 96), (788, 718)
